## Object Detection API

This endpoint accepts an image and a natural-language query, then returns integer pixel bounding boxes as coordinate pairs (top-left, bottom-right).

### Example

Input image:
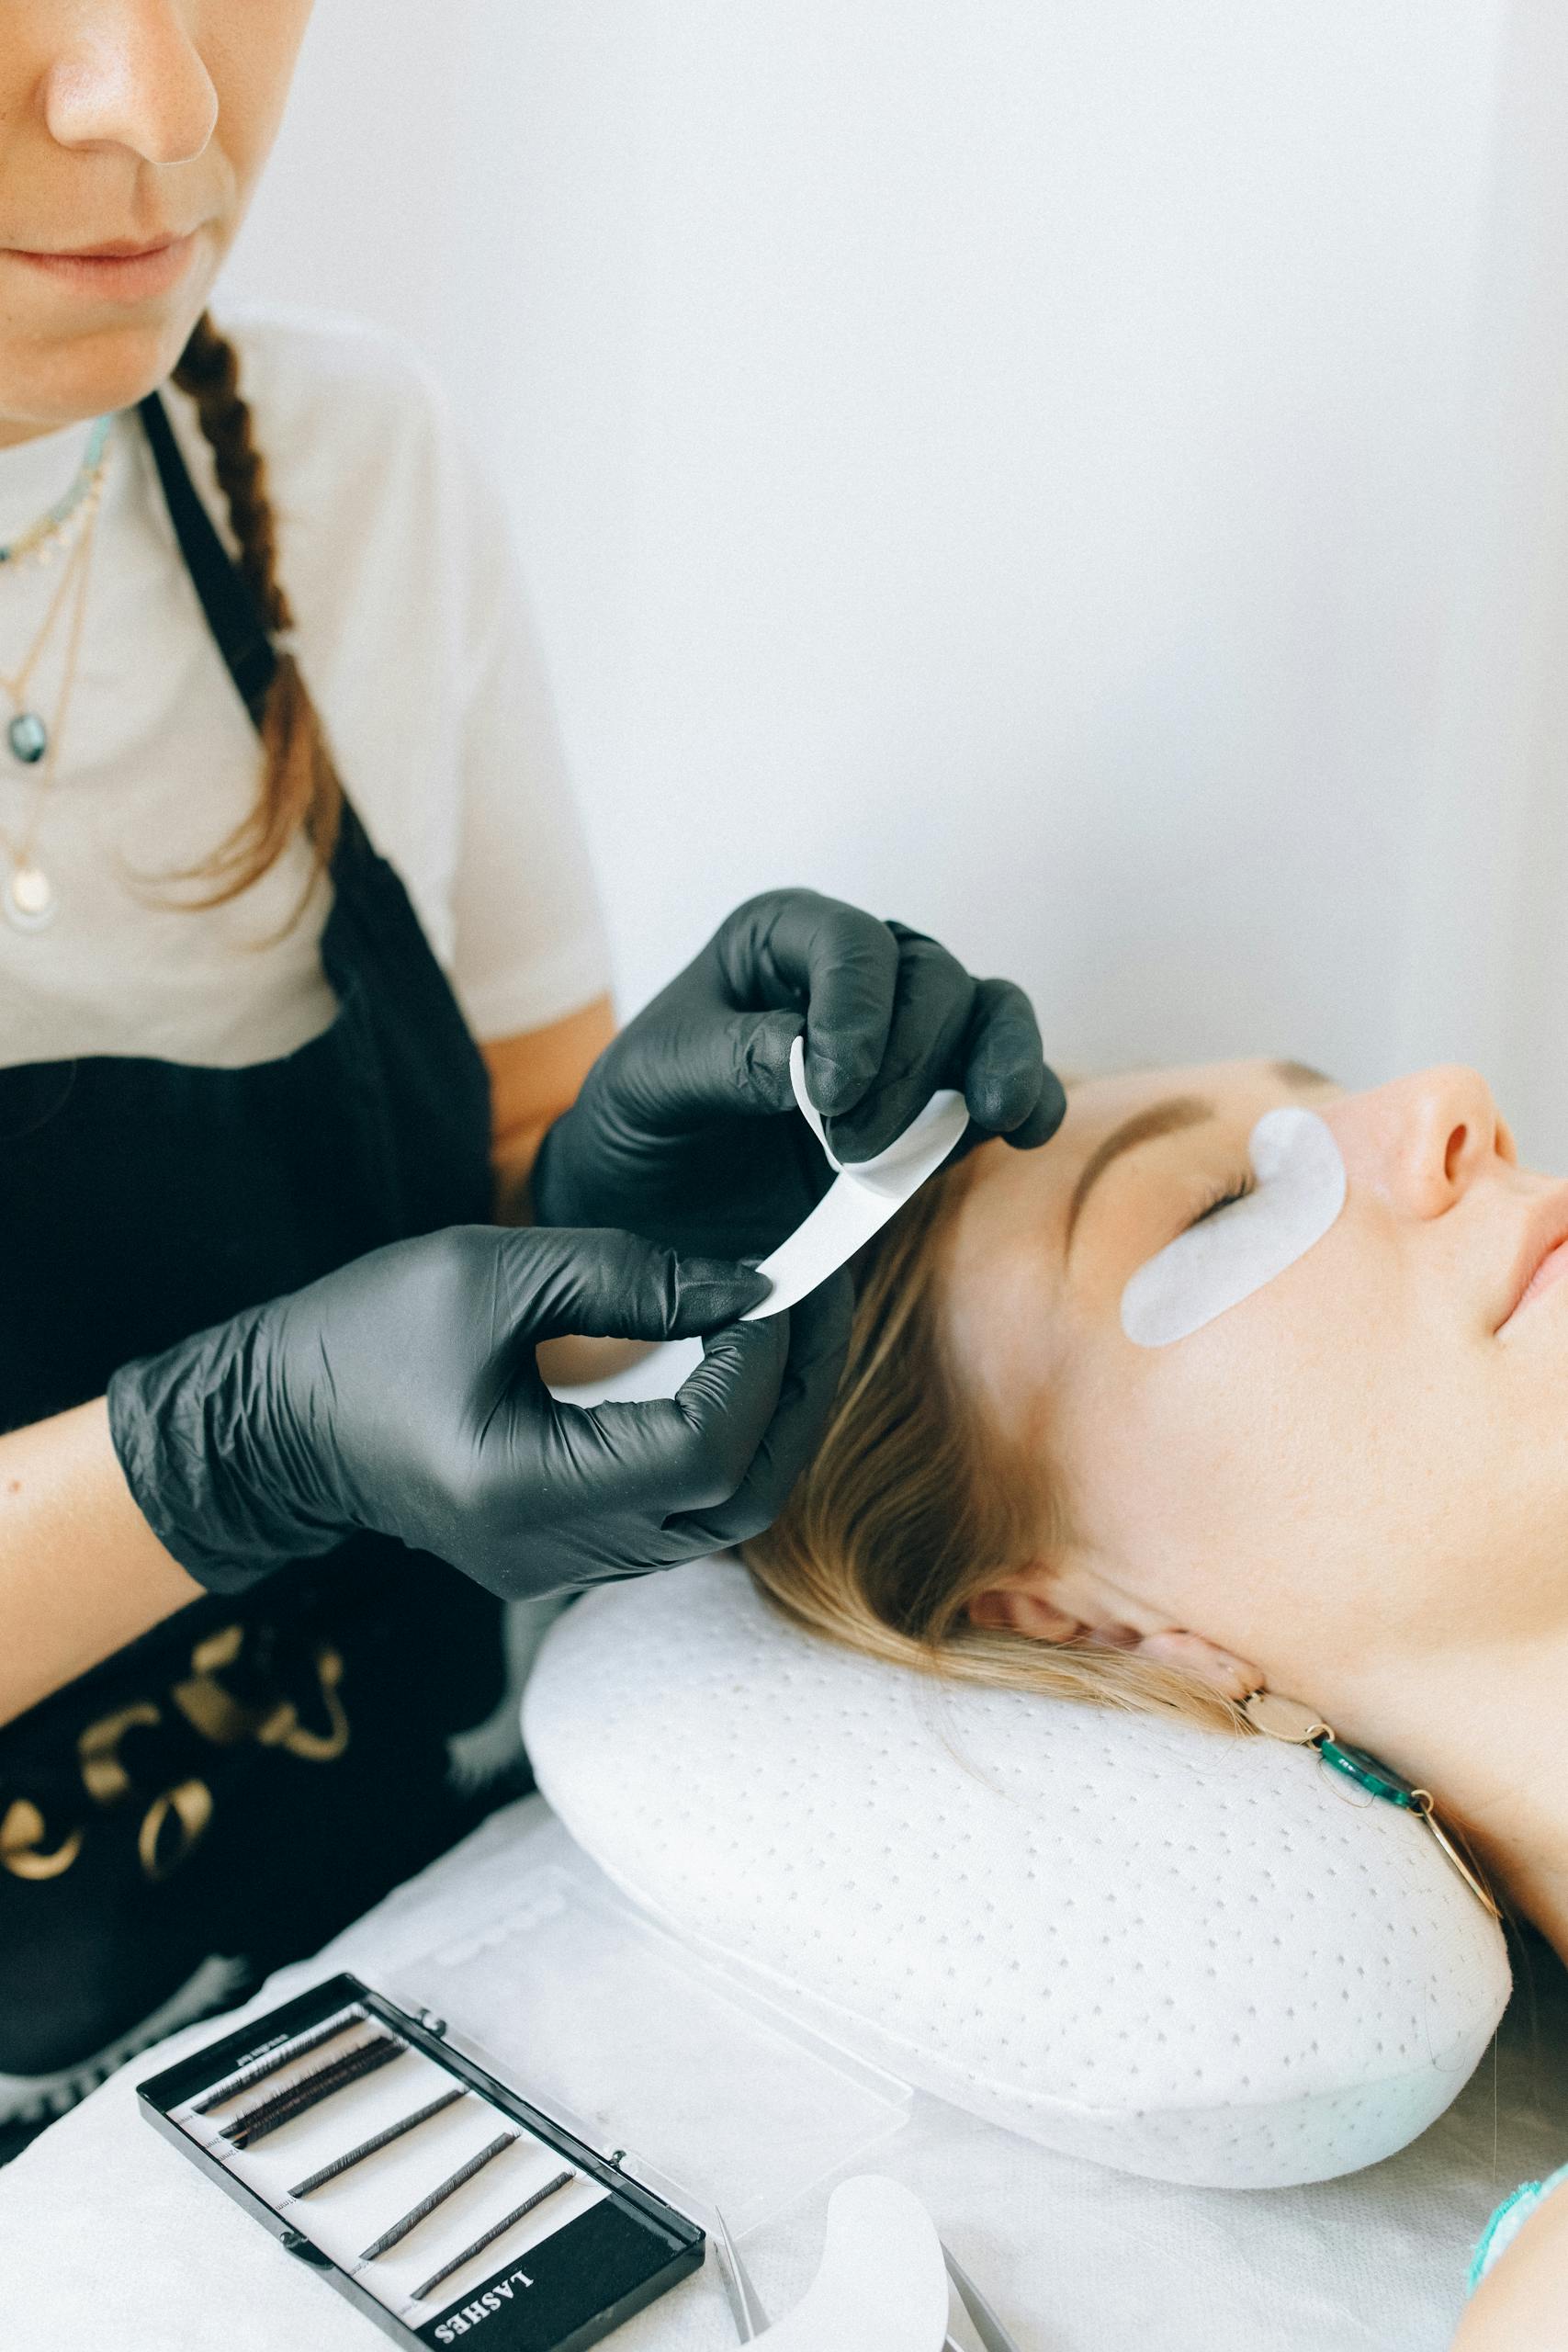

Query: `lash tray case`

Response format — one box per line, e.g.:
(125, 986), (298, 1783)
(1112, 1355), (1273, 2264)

(138, 1972), (705, 2350)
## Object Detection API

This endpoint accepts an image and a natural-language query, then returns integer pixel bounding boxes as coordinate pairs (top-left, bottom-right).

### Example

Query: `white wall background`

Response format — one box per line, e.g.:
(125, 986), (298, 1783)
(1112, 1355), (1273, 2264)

(222, 4), (1568, 1160)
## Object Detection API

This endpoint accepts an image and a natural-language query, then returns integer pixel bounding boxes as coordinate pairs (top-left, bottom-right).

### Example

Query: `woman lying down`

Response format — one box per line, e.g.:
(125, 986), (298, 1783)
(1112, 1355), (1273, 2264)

(745, 1056), (1567, 2347)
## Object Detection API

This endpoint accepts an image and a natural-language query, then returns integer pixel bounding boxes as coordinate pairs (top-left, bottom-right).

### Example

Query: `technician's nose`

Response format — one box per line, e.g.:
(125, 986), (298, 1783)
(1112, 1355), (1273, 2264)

(42, 1), (218, 166)
(1327, 1065), (1515, 1220)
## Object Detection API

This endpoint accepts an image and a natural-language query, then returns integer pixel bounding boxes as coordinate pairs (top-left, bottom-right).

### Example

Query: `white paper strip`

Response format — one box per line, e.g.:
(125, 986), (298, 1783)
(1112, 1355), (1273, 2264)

(741, 1037), (968, 1319)
(547, 1041), (969, 1406)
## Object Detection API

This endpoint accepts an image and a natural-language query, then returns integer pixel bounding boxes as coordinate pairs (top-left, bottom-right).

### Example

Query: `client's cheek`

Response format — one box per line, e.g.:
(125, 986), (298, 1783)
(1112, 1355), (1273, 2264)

(1069, 1314), (1326, 1585)
(1145, 1339), (1387, 1645)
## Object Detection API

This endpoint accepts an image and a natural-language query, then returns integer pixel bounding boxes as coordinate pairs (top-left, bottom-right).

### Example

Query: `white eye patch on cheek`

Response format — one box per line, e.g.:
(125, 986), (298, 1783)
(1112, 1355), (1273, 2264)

(1120, 1105), (1347, 1348)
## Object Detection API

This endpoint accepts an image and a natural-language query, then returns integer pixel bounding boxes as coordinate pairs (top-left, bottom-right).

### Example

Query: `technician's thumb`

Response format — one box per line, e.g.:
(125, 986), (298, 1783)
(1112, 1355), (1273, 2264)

(503, 1225), (773, 1345)
(666, 1314), (795, 1508)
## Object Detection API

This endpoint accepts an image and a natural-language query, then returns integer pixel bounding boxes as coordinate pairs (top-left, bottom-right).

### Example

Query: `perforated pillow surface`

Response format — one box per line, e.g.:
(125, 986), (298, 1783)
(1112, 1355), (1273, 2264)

(522, 1559), (1510, 2189)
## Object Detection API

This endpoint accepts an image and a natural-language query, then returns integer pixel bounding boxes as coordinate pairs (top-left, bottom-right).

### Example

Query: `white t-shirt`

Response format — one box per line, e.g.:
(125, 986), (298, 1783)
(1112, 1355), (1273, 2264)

(0, 304), (610, 1069)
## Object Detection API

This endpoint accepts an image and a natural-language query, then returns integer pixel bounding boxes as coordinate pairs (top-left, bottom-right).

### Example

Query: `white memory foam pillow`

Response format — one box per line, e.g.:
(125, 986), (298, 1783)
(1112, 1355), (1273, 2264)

(523, 1558), (1511, 2190)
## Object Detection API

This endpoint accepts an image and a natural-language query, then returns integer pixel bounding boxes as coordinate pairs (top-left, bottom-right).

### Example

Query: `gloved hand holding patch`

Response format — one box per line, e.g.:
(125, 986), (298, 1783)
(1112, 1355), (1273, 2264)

(108, 1225), (852, 1600)
(530, 888), (1066, 1261)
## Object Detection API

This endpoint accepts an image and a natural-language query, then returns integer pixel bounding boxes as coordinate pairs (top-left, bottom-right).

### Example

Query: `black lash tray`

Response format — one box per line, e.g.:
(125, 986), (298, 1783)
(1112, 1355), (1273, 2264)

(138, 1971), (705, 2351)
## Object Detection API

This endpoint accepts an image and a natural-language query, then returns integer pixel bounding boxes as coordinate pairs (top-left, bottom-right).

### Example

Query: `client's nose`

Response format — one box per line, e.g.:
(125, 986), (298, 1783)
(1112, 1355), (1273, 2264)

(1327, 1064), (1514, 1218)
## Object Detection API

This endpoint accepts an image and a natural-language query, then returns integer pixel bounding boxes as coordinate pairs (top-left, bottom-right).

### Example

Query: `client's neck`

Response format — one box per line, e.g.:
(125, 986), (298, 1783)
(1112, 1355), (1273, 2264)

(1344, 1629), (1568, 1963)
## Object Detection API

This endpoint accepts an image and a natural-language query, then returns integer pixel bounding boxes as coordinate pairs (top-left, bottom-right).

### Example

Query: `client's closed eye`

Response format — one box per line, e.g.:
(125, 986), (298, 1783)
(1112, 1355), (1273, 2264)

(1185, 1175), (1256, 1231)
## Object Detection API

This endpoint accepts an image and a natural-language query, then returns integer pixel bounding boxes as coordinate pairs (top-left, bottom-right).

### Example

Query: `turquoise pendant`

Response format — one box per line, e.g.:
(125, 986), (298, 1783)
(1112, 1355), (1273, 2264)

(1242, 1688), (1501, 1917)
(1316, 1736), (1422, 1809)
(7, 712), (46, 765)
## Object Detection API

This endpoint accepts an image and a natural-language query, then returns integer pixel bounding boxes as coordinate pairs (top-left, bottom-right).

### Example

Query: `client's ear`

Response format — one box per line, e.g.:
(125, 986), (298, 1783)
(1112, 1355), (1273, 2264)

(967, 1565), (1262, 1701)
(967, 1555), (1100, 1643)
(967, 1585), (1084, 1641)
(1129, 1629), (1262, 1702)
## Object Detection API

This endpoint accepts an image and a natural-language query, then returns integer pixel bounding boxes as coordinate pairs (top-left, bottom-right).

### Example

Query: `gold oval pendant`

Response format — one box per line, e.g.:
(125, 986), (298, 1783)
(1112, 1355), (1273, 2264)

(1241, 1690), (1333, 1746)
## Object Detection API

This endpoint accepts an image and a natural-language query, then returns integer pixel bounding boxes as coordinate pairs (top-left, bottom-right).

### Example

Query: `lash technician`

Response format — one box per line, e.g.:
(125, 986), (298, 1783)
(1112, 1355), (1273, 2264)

(0, 4), (1065, 2157)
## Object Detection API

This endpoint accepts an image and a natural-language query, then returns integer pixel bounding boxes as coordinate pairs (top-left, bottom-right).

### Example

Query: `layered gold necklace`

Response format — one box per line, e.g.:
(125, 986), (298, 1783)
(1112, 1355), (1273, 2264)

(0, 489), (103, 932)
(0, 413), (113, 577)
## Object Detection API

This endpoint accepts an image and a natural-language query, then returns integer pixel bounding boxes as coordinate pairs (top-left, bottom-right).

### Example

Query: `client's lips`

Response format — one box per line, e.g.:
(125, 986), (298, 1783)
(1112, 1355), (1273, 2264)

(1496, 1189), (1568, 1331)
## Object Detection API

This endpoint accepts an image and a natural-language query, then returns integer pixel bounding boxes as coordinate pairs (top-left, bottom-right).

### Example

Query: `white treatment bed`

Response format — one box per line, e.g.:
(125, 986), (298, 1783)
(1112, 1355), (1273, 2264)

(1, 1792), (1562, 2352)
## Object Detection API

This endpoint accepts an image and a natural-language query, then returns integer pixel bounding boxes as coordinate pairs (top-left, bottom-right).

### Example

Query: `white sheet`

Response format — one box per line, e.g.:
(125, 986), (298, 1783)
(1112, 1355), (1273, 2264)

(1, 1795), (1562, 2352)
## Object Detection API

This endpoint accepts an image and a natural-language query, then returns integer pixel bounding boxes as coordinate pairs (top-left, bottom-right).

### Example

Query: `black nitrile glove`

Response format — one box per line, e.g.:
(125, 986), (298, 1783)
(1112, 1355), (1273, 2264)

(107, 1225), (853, 1600)
(530, 888), (1066, 1260)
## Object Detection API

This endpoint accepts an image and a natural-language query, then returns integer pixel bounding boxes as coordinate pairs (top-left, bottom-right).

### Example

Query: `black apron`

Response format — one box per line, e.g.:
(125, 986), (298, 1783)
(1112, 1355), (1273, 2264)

(0, 391), (522, 2154)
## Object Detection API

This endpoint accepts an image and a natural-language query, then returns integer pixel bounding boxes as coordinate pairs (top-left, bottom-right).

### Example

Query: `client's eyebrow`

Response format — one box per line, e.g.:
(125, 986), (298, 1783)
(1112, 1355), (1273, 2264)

(1062, 1060), (1337, 1256)
(1065, 1096), (1213, 1252)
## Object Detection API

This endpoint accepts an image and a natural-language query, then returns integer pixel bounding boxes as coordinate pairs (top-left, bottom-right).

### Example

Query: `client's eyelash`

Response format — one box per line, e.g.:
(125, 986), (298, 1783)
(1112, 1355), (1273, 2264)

(1184, 1175), (1256, 1231)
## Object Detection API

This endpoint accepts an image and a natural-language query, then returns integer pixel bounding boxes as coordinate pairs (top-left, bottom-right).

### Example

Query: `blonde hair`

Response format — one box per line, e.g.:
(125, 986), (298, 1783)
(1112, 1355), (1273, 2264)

(745, 1153), (1246, 1732)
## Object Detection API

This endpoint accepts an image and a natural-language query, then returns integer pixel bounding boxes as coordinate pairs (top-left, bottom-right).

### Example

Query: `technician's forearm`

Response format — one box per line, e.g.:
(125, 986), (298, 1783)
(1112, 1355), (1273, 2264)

(1450, 2188), (1568, 2349)
(0, 1398), (202, 1727)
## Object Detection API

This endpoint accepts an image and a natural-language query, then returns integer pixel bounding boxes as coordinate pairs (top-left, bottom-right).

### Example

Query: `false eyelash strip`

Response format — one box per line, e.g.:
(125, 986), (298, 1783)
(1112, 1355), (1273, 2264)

(411, 2168), (576, 2303)
(358, 2132), (516, 2263)
(193, 2009), (366, 2114)
(221, 2033), (396, 2145)
(288, 2087), (469, 2199)
(223, 2035), (403, 2149)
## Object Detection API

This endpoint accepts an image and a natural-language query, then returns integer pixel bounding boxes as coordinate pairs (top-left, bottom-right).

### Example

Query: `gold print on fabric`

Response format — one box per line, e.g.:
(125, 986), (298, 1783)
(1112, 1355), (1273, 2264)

(256, 1644), (350, 1763)
(0, 1797), (84, 1881)
(137, 1778), (214, 1882)
(75, 1700), (216, 1881)
(2, 1621), (353, 1885)
(171, 1624), (295, 1749)
(78, 1702), (161, 1803)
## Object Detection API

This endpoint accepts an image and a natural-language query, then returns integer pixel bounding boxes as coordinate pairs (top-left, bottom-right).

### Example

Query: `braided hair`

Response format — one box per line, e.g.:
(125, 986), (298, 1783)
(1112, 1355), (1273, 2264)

(168, 310), (343, 904)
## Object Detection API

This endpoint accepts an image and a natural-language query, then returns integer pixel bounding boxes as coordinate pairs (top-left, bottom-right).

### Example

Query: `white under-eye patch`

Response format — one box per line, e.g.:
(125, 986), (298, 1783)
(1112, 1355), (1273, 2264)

(745, 2175), (952, 2350)
(1120, 1105), (1346, 1347)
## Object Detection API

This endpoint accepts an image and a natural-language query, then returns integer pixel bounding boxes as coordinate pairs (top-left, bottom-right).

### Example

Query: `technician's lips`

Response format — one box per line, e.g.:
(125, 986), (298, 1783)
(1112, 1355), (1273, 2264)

(6, 232), (197, 302)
